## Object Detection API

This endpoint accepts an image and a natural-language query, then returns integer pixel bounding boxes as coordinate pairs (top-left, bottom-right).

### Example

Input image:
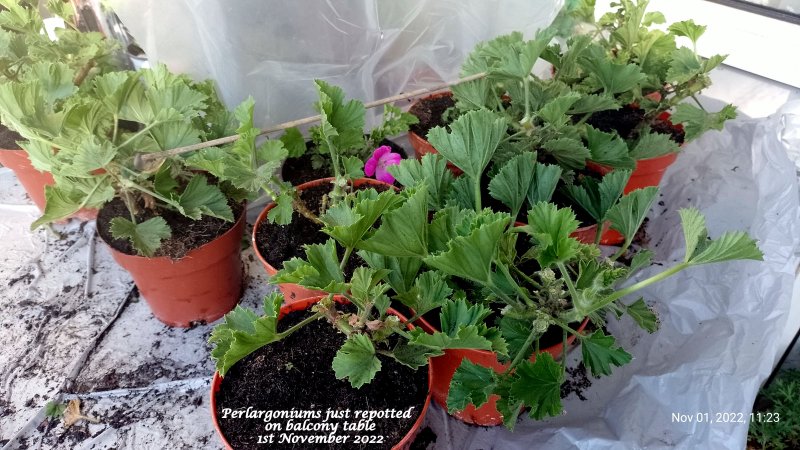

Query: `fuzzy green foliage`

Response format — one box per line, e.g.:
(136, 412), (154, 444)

(0, 63), (235, 256)
(749, 370), (800, 449)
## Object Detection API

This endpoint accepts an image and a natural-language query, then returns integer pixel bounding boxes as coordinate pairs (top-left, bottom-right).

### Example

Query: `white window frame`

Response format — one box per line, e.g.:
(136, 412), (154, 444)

(595, 0), (800, 88)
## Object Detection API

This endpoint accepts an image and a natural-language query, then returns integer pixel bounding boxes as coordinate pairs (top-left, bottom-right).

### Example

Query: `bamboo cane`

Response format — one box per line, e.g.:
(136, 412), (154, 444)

(133, 72), (486, 171)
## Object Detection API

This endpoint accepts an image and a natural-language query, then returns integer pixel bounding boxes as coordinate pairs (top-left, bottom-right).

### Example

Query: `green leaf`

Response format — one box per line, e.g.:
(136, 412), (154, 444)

(630, 131), (680, 159)
(670, 103), (737, 141)
(488, 152), (536, 219)
(387, 153), (454, 209)
(606, 187), (658, 243)
(321, 188), (402, 248)
(410, 326), (494, 351)
(585, 126), (635, 169)
(272, 239), (346, 292)
(30, 185), (83, 229)
(391, 343), (442, 369)
(580, 45), (646, 94)
(25, 62), (76, 104)
(280, 127), (307, 158)
(541, 137), (590, 170)
(527, 162), (563, 206)
(369, 104), (418, 143)
(342, 156), (365, 178)
(446, 359), (497, 412)
(678, 208), (708, 261)
(538, 92), (581, 126)
(358, 186), (429, 257)
(424, 212), (510, 284)
(349, 266), (391, 312)
(629, 249), (654, 274)
(666, 47), (702, 85)
(567, 94), (620, 115)
(109, 217), (172, 257)
(440, 298), (492, 335)
(564, 170), (631, 224)
(153, 163), (179, 197)
(177, 175), (233, 221)
(520, 202), (581, 268)
(426, 109), (506, 181)
(357, 252), (421, 296)
(668, 20), (707, 45)
(312, 80), (365, 154)
(395, 271), (452, 318)
(625, 298), (659, 333)
(332, 334), (381, 388)
(688, 231), (764, 265)
(209, 293), (283, 376)
(267, 191), (294, 225)
(494, 35), (550, 80)
(580, 329), (632, 377)
(500, 316), (536, 363)
(510, 353), (564, 420)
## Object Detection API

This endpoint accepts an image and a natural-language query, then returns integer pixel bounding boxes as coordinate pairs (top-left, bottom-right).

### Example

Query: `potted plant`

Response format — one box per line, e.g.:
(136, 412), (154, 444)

(0, 63), (248, 327)
(266, 140), (763, 427)
(549, 0), (736, 192)
(231, 80), (412, 302)
(0, 0), (120, 213)
(210, 188), (479, 448)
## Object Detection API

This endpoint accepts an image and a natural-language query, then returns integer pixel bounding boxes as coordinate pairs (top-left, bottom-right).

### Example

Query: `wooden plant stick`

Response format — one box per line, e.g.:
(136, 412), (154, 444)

(133, 72), (486, 170)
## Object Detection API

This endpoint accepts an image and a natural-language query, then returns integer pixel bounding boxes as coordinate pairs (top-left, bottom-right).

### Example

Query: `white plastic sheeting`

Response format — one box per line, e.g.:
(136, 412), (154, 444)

(110, 0), (562, 126)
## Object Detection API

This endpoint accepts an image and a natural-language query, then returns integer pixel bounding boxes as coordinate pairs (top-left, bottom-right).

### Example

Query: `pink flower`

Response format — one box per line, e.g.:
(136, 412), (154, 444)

(364, 145), (401, 184)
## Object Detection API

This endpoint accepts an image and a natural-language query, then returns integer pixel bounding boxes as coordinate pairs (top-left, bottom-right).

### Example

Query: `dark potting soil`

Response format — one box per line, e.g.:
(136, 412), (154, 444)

(409, 94), (455, 139)
(215, 309), (429, 450)
(585, 105), (646, 140)
(255, 183), (388, 279)
(651, 116), (686, 144)
(0, 124), (23, 150)
(96, 197), (244, 259)
(560, 363), (594, 401)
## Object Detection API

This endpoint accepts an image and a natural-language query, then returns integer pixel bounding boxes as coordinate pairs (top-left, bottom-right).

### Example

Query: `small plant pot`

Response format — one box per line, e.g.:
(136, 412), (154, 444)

(0, 149), (98, 220)
(571, 222), (624, 246)
(101, 207), (246, 327)
(429, 318), (589, 426)
(253, 177), (395, 303)
(210, 295), (432, 450)
(407, 91), (462, 175)
(586, 112), (683, 195)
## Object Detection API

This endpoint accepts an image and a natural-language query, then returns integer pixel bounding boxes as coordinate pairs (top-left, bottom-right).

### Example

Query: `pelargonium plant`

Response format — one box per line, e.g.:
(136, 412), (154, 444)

(0, 63), (238, 256)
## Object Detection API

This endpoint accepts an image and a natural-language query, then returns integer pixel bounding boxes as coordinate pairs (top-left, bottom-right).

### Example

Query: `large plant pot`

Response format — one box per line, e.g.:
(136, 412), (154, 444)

(253, 177), (394, 303)
(102, 207), (246, 327)
(0, 149), (97, 220)
(210, 295), (432, 450)
(430, 318), (589, 426)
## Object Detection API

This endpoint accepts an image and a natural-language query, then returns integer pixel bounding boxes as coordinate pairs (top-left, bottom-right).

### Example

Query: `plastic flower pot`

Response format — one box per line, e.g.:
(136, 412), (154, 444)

(429, 318), (589, 426)
(101, 207), (246, 327)
(407, 91), (463, 175)
(210, 295), (432, 450)
(252, 177), (395, 303)
(571, 222), (625, 246)
(586, 112), (683, 195)
(0, 149), (97, 220)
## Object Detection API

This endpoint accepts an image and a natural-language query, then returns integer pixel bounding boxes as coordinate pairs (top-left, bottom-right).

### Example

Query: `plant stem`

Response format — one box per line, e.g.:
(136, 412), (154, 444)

(557, 262), (580, 305)
(551, 317), (583, 338)
(594, 223), (603, 245)
(112, 114), (119, 145)
(560, 330), (568, 364)
(473, 179), (482, 211)
(523, 77), (531, 123)
(339, 247), (354, 272)
(503, 326), (539, 375)
(610, 238), (633, 261)
(118, 121), (163, 150)
(510, 265), (543, 289)
(604, 262), (690, 305)
(691, 94), (708, 112)
(277, 311), (324, 339)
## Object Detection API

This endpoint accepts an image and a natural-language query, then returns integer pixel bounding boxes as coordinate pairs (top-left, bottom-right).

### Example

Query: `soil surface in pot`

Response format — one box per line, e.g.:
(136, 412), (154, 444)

(0, 124), (23, 150)
(96, 197), (244, 259)
(586, 105), (685, 144)
(409, 94), (455, 139)
(255, 183), (389, 275)
(215, 308), (428, 450)
(281, 139), (408, 186)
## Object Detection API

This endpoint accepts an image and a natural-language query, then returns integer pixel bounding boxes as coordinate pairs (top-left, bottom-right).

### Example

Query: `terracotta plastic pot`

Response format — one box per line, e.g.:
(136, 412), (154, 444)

(429, 318), (589, 426)
(407, 91), (463, 175)
(210, 295), (432, 450)
(0, 149), (98, 220)
(102, 207), (246, 327)
(252, 177), (395, 303)
(571, 222), (624, 246)
(586, 112), (683, 195)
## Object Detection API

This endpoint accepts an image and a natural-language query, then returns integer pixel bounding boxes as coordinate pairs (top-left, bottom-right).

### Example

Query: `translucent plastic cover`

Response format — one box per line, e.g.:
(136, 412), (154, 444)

(111, 0), (562, 127)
